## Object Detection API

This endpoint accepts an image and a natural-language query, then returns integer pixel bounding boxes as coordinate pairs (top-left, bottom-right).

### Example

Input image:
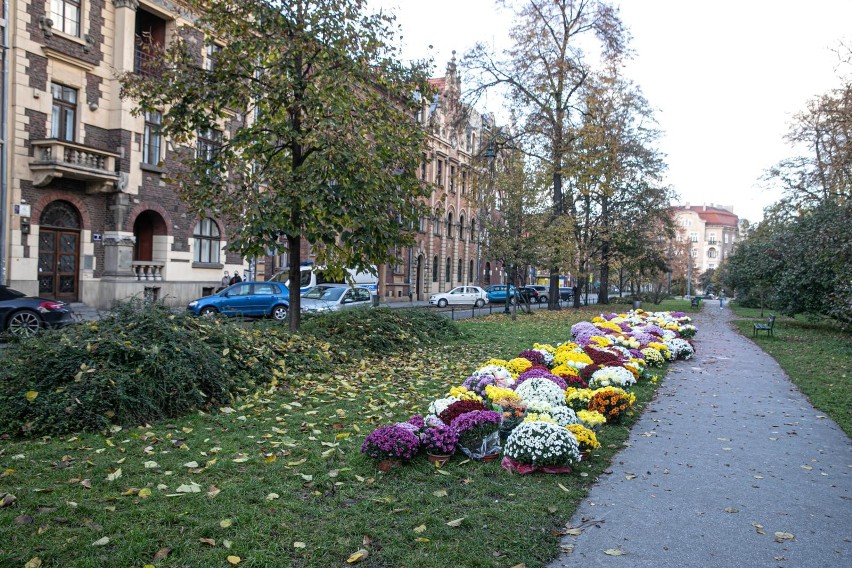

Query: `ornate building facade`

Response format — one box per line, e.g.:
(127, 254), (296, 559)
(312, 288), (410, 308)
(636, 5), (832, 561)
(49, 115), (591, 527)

(671, 204), (740, 276)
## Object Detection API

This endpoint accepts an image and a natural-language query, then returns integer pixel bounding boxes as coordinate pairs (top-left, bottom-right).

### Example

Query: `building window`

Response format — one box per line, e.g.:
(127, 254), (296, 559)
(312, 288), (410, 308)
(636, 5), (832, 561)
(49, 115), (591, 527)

(205, 43), (222, 71)
(461, 170), (467, 195)
(193, 218), (221, 264)
(143, 110), (163, 166)
(51, 0), (81, 37)
(445, 257), (451, 282)
(449, 165), (456, 192)
(51, 83), (77, 142)
(724, 233), (729, 244)
(446, 212), (453, 238)
(198, 127), (223, 165)
(469, 260), (474, 282)
(135, 10), (167, 76)
(418, 215), (426, 233)
(691, 248), (697, 257)
(690, 232), (698, 243)
(432, 255), (439, 282)
(470, 219), (476, 242)
(708, 232), (717, 244)
(457, 259), (463, 282)
(436, 160), (443, 186)
(708, 248), (718, 259)
(432, 214), (441, 236)
(420, 154), (427, 180)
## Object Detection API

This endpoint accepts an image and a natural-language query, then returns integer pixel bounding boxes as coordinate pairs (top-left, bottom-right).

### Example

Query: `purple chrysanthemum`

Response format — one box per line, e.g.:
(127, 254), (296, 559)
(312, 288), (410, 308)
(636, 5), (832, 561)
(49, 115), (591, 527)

(462, 373), (497, 396)
(518, 349), (547, 366)
(420, 424), (459, 454)
(361, 425), (421, 460)
(515, 368), (568, 390)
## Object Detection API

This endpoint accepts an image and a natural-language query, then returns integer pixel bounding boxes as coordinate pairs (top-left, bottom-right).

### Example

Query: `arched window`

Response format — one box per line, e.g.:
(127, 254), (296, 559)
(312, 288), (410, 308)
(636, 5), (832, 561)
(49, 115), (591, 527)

(432, 255), (439, 282)
(459, 214), (465, 240)
(193, 218), (221, 264)
(445, 257), (451, 282)
(446, 212), (453, 238)
(469, 260), (474, 282)
(457, 258), (463, 282)
(708, 248), (718, 259)
(485, 261), (491, 285)
(470, 219), (476, 242)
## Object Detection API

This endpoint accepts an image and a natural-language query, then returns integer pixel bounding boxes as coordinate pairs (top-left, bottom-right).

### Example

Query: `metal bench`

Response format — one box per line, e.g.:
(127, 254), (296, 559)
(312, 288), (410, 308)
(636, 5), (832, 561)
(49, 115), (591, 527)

(753, 315), (776, 337)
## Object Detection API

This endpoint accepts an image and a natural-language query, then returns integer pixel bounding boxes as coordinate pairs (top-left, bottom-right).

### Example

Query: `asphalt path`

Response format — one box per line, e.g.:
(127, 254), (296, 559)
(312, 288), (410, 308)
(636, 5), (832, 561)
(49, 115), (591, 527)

(549, 304), (852, 567)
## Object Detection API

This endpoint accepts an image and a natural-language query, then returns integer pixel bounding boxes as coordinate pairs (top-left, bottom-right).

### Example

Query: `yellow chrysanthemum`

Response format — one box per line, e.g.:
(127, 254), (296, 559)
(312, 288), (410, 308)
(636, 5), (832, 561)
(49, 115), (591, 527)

(591, 316), (606, 323)
(551, 363), (580, 378)
(448, 386), (483, 402)
(596, 321), (623, 333)
(577, 409), (607, 428)
(533, 343), (556, 354)
(482, 358), (510, 369)
(566, 423), (601, 450)
(523, 412), (557, 424)
(553, 350), (593, 367)
(484, 385), (520, 404)
(505, 357), (533, 376)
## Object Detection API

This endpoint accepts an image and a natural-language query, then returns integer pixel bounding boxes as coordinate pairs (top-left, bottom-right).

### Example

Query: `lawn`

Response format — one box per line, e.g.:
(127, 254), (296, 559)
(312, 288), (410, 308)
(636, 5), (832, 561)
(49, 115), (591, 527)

(1, 307), (671, 568)
(729, 304), (851, 436)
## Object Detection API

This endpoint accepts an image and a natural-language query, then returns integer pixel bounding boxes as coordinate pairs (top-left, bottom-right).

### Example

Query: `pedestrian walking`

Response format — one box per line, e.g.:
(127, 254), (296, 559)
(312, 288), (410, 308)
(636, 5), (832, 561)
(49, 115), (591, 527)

(216, 271), (229, 292)
(230, 270), (243, 285)
(719, 293), (724, 309)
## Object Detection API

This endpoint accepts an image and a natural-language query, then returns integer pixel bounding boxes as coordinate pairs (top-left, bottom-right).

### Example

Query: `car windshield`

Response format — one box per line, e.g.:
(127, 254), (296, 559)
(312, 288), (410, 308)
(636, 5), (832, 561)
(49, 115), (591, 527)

(303, 286), (345, 301)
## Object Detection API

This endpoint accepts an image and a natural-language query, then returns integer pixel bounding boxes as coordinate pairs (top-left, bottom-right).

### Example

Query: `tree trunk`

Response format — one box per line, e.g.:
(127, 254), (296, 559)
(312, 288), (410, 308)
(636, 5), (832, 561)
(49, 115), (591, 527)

(287, 234), (301, 331)
(599, 243), (610, 305)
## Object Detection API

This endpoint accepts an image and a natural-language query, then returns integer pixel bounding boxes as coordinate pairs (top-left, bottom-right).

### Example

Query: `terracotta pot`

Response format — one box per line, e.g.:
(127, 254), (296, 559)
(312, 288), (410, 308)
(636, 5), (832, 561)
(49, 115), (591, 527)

(426, 453), (452, 467)
(377, 459), (400, 473)
(480, 452), (500, 463)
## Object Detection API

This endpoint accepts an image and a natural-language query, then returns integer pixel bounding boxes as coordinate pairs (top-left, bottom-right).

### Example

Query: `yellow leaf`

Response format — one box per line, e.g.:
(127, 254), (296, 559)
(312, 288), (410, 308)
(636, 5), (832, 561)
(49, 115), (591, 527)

(207, 485), (221, 498)
(266, 493), (280, 500)
(265, 455), (277, 464)
(106, 468), (122, 481)
(287, 459), (307, 466)
(25, 391), (38, 402)
(226, 555), (241, 565)
(414, 537), (430, 543)
(774, 532), (795, 542)
(445, 517), (464, 527)
(565, 528), (583, 536)
(199, 538), (216, 546)
(138, 488), (152, 498)
(432, 489), (448, 497)
(346, 549), (369, 563)
(24, 558), (42, 568)
(604, 549), (625, 556)
(557, 483), (570, 492)
(220, 519), (233, 528)
(293, 542), (306, 548)
(222, 348), (230, 356)
(92, 536), (110, 546)
(413, 524), (426, 533)
(724, 507), (738, 513)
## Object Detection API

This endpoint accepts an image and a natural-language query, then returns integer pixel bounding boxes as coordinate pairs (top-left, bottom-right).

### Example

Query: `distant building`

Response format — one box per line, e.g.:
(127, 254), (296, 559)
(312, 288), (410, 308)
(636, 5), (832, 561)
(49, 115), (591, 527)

(671, 204), (740, 275)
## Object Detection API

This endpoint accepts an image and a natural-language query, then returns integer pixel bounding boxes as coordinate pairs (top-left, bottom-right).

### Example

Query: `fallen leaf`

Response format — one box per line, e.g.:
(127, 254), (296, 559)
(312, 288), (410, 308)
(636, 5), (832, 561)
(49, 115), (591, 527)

(774, 532), (795, 543)
(603, 549), (625, 556)
(346, 549), (369, 563)
(557, 483), (570, 492)
(24, 559), (42, 568)
(223, 540), (232, 549)
(176, 482), (201, 493)
(26, 390), (39, 402)
(106, 468), (122, 482)
(446, 517), (465, 527)
(183, 461), (200, 468)
(199, 538), (216, 546)
(564, 528), (583, 536)
(80, 479), (92, 489)
(138, 488), (152, 498)
(152, 547), (171, 561)
(625, 474), (637, 480)
(413, 524), (426, 533)
(220, 519), (233, 528)
(510, 564), (526, 568)
(414, 537), (430, 543)
(801, 465), (813, 470)
(1, 493), (18, 507)
(207, 485), (221, 498)
(293, 542), (306, 548)
(266, 493), (280, 501)
(226, 555), (241, 565)
(724, 507), (739, 513)
(92, 536), (110, 546)
(752, 523), (765, 535)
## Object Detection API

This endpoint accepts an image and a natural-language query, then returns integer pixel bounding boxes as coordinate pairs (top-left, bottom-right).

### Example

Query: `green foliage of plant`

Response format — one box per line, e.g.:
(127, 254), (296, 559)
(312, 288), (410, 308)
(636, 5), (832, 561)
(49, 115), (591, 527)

(0, 301), (336, 437)
(297, 307), (461, 357)
(730, 304), (851, 436)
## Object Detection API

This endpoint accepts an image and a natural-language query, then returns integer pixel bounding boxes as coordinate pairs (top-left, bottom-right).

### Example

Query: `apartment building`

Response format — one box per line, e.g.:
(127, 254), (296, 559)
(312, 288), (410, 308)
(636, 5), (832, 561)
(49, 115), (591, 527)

(1, 0), (248, 309)
(671, 204), (740, 275)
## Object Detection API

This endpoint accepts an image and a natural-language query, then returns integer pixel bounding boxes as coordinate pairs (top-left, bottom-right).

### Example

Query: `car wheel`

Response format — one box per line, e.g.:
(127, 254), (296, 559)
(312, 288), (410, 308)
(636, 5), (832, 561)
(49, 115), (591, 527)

(200, 306), (219, 317)
(437, 298), (448, 308)
(271, 304), (288, 321)
(474, 298), (485, 308)
(539, 295), (548, 304)
(7, 310), (42, 338)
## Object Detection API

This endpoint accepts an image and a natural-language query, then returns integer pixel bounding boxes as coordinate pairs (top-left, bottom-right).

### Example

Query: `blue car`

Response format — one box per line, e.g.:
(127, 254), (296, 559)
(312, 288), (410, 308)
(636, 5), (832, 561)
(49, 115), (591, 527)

(187, 281), (289, 320)
(484, 284), (517, 304)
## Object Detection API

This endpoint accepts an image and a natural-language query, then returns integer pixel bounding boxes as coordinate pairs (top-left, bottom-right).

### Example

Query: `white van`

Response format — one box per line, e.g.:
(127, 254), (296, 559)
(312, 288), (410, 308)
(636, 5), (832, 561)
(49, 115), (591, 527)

(270, 263), (379, 295)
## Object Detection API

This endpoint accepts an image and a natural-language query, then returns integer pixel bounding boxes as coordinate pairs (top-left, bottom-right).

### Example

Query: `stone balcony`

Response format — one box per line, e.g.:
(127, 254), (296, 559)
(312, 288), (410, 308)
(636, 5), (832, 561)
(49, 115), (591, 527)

(131, 261), (164, 281)
(30, 139), (123, 194)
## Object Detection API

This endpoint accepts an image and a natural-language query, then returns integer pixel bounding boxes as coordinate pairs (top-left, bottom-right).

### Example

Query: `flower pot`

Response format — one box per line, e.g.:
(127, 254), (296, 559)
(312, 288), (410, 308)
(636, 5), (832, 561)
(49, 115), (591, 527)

(426, 453), (452, 467)
(580, 451), (591, 461)
(458, 431), (501, 460)
(377, 459), (400, 473)
(480, 452), (500, 463)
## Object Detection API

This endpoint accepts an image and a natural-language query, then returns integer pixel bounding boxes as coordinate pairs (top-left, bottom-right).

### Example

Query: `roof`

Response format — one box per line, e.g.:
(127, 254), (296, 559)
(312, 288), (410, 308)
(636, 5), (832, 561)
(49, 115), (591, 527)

(673, 205), (739, 227)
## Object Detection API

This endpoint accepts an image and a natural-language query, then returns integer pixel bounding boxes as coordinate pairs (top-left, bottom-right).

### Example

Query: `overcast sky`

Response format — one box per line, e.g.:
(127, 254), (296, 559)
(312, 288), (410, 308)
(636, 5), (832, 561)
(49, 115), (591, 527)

(371, 0), (852, 223)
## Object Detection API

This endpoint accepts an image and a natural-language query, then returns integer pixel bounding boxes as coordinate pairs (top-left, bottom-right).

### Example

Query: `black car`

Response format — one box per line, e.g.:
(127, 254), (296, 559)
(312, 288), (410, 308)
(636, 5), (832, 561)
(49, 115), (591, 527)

(517, 286), (540, 304)
(559, 287), (575, 301)
(0, 285), (76, 338)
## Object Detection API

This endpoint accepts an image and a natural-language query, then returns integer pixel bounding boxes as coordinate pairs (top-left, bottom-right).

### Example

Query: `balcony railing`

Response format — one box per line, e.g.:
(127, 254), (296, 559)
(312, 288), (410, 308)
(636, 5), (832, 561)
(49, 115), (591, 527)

(30, 139), (121, 193)
(131, 262), (165, 281)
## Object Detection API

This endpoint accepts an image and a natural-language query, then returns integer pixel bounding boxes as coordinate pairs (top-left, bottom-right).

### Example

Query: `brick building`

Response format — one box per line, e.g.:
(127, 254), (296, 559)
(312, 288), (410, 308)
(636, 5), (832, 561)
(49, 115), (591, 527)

(0, 0), (249, 309)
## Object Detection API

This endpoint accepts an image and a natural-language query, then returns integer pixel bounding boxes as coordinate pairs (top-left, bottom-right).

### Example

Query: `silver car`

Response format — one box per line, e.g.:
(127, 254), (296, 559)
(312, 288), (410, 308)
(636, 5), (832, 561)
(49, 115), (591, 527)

(429, 286), (489, 308)
(300, 284), (373, 313)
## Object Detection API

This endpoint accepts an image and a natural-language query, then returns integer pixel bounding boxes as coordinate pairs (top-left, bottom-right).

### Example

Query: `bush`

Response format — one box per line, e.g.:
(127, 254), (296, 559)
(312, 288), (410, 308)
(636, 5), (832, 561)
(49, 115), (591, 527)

(297, 307), (461, 356)
(0, 300), (336, 436)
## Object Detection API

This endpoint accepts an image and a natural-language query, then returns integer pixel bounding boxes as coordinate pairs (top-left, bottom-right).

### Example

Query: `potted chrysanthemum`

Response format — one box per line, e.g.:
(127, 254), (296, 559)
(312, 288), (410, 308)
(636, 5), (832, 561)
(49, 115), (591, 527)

(502, 420), (580, 474)
(360, 424), (421, 472)
(420, 423), (458, 467)
(565, 423), (601, 459)
(450, 410), (502, 460)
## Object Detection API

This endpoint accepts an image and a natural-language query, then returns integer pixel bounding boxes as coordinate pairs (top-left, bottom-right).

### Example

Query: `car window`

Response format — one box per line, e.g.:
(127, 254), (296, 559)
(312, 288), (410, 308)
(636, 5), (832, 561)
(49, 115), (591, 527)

(354, 288), (371, 302)
(451, 288), (463, 294)
(229, 283), (252, 296)
(0, 287), (26, 301)
(253, 284), (276, 295)
(304, 286), (345, 301)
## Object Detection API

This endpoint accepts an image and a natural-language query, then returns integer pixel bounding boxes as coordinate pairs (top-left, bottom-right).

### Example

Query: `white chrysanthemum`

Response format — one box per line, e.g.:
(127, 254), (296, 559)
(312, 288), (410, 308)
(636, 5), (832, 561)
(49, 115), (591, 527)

(504, 421), (580, 466)
(515, 377), (566, 407)
(473, 365), (515, 388)
(588, 366), (637, 388)
(549, 406), (579, 427)
(427, 396), (458, 417)
(524, 400), (554, 414)
(666, 338), (695, 360)
(534, 348), (554, 367)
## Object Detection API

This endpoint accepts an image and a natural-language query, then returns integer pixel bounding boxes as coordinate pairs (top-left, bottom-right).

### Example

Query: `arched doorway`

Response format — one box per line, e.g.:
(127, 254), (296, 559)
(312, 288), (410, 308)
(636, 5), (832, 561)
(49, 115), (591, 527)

(133, 210), (167, 262)
(485, 261), (491, 285)
(416, 255), (423, 300)
(38, 200), (81, 302)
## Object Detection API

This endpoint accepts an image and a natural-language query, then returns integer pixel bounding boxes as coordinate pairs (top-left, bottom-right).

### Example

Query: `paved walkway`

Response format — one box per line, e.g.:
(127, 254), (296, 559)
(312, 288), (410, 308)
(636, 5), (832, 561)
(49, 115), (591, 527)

(551, 305), (852, 568)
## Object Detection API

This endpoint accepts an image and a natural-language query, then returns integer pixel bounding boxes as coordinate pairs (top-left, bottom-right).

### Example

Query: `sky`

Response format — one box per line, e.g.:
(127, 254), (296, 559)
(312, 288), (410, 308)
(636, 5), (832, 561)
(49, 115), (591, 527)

(370, 0), (852, 223)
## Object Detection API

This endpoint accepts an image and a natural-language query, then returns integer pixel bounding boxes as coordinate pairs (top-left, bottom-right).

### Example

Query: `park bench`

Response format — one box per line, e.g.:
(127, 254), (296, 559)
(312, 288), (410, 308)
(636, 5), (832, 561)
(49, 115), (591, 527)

(690, 297), (701, 308)
(753, 315), (776, 337)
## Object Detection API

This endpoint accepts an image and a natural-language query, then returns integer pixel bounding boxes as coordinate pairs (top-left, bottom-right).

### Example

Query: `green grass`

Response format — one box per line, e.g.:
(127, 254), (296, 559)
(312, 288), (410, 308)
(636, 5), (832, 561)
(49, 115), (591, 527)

(729, 303), (851, 436)
(1, 309), (670, 568)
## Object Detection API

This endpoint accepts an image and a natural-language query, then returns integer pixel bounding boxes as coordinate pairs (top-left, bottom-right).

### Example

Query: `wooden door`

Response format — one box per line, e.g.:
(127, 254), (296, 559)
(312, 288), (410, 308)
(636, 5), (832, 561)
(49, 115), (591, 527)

(38, 230), (79, 301)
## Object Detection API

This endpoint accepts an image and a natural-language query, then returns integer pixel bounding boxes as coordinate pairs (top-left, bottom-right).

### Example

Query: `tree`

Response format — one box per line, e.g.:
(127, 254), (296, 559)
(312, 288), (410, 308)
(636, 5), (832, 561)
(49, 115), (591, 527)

(121, 0), (432, 330)
(463, 0), (628, 309)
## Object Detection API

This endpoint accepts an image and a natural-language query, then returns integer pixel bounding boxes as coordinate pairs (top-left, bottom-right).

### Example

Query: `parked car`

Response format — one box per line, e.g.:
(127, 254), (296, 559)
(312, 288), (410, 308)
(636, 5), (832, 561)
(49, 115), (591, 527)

(559, 287), (575, 301)
(187, 281), (290, 320)
(525, 285), (550, 303)
(0, 285), (76, 338)
(300, 284), (373, 313)
(517, 286), (541, 304)
(429, 286), (489, 308)
(485, 284), (517, 304)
